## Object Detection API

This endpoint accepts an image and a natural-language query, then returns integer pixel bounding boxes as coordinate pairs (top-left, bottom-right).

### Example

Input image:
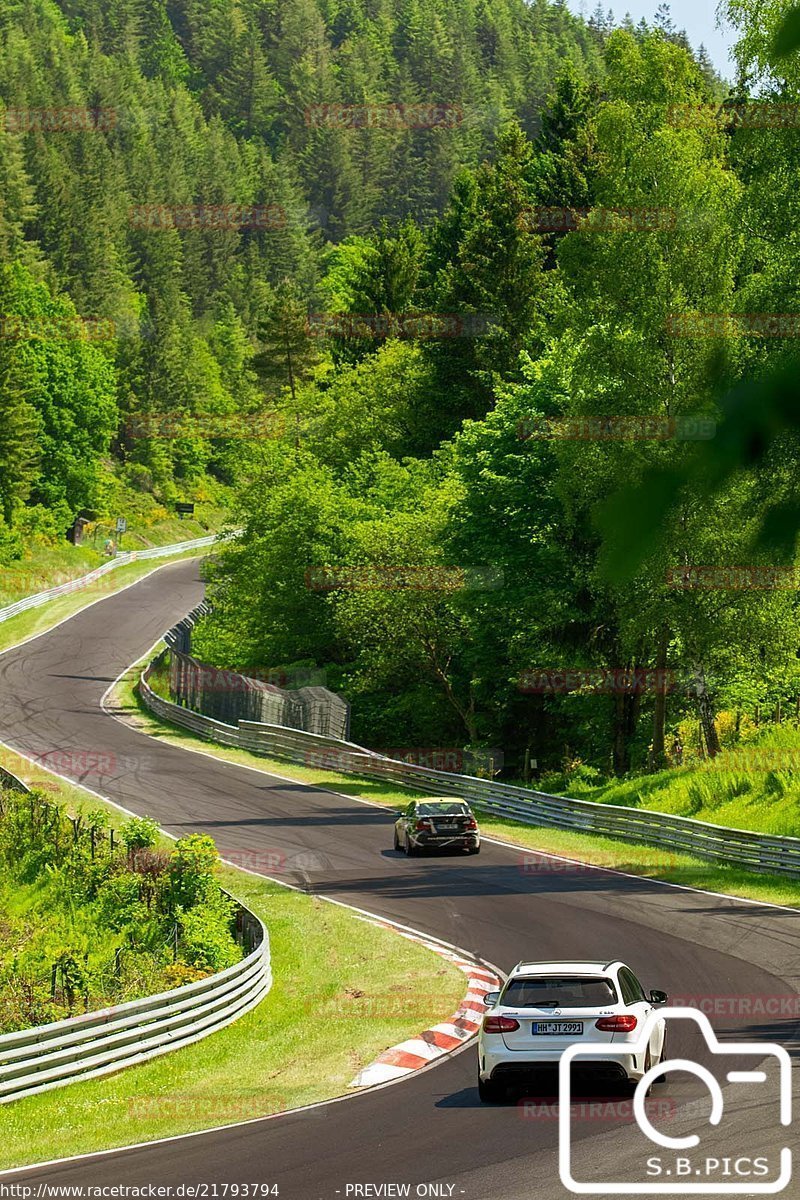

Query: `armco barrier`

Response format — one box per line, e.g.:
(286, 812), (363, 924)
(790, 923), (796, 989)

(0, 533), (227, 626)
(0, 768), (271, 1104)
(140, 639), (800, 881)
(0, 764), (28, 794)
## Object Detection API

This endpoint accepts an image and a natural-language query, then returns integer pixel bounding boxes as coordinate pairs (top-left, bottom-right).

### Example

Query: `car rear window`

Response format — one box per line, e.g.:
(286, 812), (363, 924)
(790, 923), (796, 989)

(502, 976), (618, 1007)
(417, 803), (470, 816)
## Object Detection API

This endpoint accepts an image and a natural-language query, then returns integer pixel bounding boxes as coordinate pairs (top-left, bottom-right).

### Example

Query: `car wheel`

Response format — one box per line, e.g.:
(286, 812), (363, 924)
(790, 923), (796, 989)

(468, 844), (481, 855)
(393, 829), (401, 851)
(405, 834), (417, 857)
(478, 1074), (503, 1103)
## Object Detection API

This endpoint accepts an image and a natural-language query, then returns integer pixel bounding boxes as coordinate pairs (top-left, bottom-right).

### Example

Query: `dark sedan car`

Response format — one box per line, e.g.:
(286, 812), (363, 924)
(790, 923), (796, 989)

(394, 799), (481, 855)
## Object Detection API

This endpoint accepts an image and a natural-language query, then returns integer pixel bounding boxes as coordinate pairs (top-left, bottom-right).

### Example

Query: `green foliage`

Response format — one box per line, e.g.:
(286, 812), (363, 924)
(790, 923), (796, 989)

(167, 832), (221, 909)
(119, 815), (160, 853)
(196, 20), (800, 790)
(0, 0), (609, 532)
(0, 789), (240, 1033)
(179, 891), (240, 973)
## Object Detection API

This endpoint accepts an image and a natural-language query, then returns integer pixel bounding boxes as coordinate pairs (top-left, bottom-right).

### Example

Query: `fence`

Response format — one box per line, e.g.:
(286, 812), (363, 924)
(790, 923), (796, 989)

(140, 627), (800, 881)
(164, 603), (351, 740)
(0, 768), (271, 1104)
(0, 533), (226, 626)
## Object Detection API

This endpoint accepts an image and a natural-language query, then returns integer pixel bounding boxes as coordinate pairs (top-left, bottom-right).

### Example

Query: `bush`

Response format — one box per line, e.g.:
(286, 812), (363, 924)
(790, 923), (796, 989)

(120, 815), (160, 853)
(0, 517), (22, 564)
(566, 763), (604, 792)
(0, 791), (242, 1031)
(178, 892), (239, 972)
(93, 872), (149, 932)
(167, 833), (220, 909)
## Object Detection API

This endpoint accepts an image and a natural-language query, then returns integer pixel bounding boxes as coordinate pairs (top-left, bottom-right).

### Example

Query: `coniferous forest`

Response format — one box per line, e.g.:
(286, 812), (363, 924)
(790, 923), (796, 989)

(4, 0), (800, 787)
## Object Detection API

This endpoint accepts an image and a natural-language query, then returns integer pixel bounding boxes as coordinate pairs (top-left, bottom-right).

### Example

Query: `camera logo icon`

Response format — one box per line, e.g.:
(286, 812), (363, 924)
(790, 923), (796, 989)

(558, 1006), (792, 1194)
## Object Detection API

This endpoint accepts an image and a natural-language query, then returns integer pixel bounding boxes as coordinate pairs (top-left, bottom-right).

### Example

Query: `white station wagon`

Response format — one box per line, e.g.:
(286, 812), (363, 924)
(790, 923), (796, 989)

(478, 959), (668, 1101)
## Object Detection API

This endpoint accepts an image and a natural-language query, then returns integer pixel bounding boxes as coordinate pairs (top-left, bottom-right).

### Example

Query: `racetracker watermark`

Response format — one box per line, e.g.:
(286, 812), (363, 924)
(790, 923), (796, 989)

(1, 570), (127, 599)
(180, 663), (327, 691)
(305, 564), (503, 591)
(4, 106), (117, 131)
(701, 750), (800, 772)
(129, 204), (286, 231)
(126, 413), (284, 440)
(667, 313), (800, 337)
(670, 994), (800, 1018)
(668, 102), (800, 130)
(303, 746), (504, 773)
(518, 668), (676, 695)
(517, 415), (716, 441)
(283, 989), (472, 1020)
(218, 848), (330, 874)
(521, 206), (677, 233)
(127, 1093), (292, 1124)
(666, 565), (800, 590)
(27, 750), (147, 776)
(305, 312), (492, 339)
(521, 1098), (679, 1122)
(305, 103), (463, 129)
(0, 315), (115, 341)
(518, 851), (681, 875)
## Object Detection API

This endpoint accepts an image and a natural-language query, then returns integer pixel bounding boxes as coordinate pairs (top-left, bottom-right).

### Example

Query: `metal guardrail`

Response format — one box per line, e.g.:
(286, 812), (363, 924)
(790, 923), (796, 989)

(140, 641), (800, 881)
(0, 765), (271, 1104)
(0, 533), (225, 626)
(0, 919), (270, 1104)
(0, 765), (29, 794)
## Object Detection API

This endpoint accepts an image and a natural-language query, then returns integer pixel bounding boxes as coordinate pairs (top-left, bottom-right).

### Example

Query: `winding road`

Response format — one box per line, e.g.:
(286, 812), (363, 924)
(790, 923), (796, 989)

(0, 557), (798, 1198)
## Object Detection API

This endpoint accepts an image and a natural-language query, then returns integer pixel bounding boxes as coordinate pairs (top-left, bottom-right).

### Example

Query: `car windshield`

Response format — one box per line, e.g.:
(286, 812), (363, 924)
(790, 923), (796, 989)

(417, 803), (470, 816)
(502, 976), (618, 1007)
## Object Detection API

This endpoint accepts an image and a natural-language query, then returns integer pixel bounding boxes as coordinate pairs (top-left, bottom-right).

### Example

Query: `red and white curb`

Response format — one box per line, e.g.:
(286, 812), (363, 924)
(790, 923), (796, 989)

(349, 925), (501, 1088)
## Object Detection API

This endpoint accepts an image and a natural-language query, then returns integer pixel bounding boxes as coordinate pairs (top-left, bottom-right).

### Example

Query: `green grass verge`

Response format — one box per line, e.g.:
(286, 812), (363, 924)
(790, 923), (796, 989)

(0, 549), (211, 657)
(0, 744), (465, 1169)
(111, 653), (800, 911)
(0, 500), (228, 610)
(555, 726), (800, 839)
(0, 869), (463, 1170)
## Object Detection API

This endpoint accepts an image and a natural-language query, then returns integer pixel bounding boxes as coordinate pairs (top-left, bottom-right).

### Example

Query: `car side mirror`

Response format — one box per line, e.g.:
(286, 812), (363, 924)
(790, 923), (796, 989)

(483, 991), (500, 1007)
(650, 989), (668, 1005)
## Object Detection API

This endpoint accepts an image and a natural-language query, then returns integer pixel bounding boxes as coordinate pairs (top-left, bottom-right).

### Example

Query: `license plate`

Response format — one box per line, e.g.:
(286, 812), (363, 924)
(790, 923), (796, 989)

(438, 824), (459, 832)
(531, 1021), (583, 1035)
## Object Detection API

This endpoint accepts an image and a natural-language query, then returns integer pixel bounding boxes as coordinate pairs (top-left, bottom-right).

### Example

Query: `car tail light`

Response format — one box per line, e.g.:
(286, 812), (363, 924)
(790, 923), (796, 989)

(465, 817), (478, 830)
(415, 819), (433, 832)
(595, 1015), (638, 1032)
(483, 1015), (520, 1033)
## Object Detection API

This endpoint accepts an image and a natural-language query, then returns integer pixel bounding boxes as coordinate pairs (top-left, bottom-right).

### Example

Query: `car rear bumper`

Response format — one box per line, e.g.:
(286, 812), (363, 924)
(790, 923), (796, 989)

(480, 1047), (639, 1082)
(411, 833), (479, 850)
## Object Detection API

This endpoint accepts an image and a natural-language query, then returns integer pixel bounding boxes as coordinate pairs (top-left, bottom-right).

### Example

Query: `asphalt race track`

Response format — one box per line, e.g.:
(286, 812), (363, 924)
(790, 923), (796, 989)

(1, 558), (798, 1199)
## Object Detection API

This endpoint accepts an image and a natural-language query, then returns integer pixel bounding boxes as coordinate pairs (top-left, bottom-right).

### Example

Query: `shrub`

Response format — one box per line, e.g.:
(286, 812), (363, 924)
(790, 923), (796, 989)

(178, 892), (240, 973)
(120, 815), (160, 853)
(167, 833), (220, 909)
(93, 872), (149, 932)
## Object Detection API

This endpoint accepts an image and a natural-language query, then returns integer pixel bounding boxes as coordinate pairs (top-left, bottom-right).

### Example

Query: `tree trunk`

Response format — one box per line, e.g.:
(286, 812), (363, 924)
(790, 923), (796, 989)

(650, 628), (669, 771)
(612, 684), (641, 775)
(692, 664), (721, 757)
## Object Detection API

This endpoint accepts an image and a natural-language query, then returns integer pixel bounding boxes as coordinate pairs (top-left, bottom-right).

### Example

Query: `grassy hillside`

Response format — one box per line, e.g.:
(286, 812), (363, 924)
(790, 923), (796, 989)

(544, 725), (800, 838)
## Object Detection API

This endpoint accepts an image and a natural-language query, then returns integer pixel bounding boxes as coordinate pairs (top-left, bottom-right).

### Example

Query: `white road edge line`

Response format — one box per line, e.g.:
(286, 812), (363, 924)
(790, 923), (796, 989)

(0, 552), (208, 661)
(0, 578), (503, 1177)
(0, 562), (798, 1176)
(100, 651), (800, 919)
